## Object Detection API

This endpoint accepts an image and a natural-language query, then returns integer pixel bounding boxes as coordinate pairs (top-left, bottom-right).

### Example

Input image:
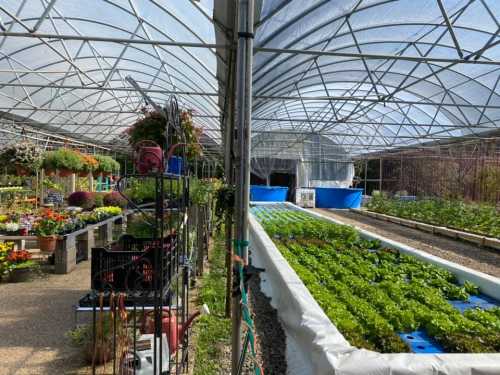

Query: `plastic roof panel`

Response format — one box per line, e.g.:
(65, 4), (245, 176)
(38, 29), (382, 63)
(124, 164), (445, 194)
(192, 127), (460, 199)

(250, 0), (500, 155)
(0, 0), (221, 151)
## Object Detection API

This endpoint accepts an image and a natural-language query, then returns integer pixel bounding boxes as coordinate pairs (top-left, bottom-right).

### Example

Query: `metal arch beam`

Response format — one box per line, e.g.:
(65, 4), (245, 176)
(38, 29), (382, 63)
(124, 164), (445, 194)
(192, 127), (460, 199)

(252, 95), (481, 142)
(0, 52), (222, 120)
(0, 82), (218, 96)
(252, 0), (492, 85)
(253, 68), (498, 118)
(32, 0), (57, 32)
(252, 41), (496, 103)
(0, 32), (224, 49)
(256, 0), (395, 47)
(253, 94), (500, 109)
(0, 34), (220, 103)
(254, 21), (498, 86)
(436, 0), (463, 59)
(0, 15), (222, 93)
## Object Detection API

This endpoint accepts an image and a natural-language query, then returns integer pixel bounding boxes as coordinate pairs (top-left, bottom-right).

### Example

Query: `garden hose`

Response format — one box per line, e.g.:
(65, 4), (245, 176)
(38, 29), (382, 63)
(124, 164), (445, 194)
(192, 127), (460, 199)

(234, 239), (263, 375)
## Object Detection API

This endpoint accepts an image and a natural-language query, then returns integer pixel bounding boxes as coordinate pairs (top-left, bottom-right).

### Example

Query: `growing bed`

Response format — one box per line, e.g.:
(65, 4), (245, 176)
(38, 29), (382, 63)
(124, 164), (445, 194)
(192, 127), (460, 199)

(249, 202), (500, 375)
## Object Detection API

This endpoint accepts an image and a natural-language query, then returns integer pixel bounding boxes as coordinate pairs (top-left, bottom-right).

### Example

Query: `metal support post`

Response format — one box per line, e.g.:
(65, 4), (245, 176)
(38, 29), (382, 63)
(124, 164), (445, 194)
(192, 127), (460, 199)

(231, 0), (254, 374)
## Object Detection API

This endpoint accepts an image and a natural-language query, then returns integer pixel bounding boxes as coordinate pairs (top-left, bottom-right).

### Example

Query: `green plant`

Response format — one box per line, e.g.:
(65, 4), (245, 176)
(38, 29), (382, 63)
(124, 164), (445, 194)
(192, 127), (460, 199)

(214, 184), (235, 230)
(94, 193), (105, 207)
(0, 141), (42, 172)
(193, 233), (231, 375)
(126, 109), (202, 158)
(103, 191), (127, 208)
(190, 177), (218, 205)
(366, 196), (500, 239)
(94, 155), (120, 175)
(42, 148), (83, 172)
(42, 178), (63, 192)
(0, 242), (13, 275)
(33, 209), (65, 236)
(94, 206), (122, 216)
(254, 205), (500, 353)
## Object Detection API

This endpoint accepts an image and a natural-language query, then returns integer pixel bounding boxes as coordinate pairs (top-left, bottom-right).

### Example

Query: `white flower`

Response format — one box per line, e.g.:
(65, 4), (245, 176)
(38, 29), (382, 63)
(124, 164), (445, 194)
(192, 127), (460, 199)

(5, 222), (19, 232)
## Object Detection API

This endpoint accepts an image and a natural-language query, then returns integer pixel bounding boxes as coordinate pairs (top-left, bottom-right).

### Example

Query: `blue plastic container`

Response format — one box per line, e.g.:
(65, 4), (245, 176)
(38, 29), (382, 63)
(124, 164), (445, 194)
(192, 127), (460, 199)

(314, 187), (363, 209)
(250, 185), (288, 202)
(166, 156), (183, 175)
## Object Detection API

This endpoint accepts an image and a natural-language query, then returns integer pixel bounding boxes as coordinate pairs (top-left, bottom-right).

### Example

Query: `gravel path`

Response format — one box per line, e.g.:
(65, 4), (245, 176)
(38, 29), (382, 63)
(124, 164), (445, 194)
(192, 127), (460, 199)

(0, 262), (91, 375)
(248, 274), (287, 375)
(313, 209), (500, 278)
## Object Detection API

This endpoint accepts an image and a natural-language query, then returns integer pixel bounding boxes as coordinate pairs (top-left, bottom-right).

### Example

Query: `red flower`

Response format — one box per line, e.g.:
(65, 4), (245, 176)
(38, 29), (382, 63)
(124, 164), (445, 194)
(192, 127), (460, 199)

(7, 250), (32, 263)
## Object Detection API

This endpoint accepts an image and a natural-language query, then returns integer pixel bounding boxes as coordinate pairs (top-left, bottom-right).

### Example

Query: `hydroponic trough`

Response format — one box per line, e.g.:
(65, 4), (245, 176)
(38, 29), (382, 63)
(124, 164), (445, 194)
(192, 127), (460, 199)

(249, 202), (500, 375)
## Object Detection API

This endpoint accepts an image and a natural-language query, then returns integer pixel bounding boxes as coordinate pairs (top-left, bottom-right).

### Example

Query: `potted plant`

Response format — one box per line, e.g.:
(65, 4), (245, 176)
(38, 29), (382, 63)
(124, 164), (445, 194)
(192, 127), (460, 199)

(7, 250), (37, 282)
(94, 155), (119, 177)
(126, 109), (202, 159)
(33, 209), (65, 252)
(68, 191), (96, 210)
(0, 242), (13, 281)
(0, 141), (42, 176)
(103, 191), (127, 208)
(43, 149), (83, 177)
(77, 153), (99, 177)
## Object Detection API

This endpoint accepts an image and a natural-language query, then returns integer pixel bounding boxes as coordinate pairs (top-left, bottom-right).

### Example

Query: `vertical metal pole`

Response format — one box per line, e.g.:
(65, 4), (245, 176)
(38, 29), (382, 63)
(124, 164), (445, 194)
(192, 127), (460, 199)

(224, 37), (237, 319)
(232, 0), (254, 373)
(379, 157), (383, 192)
(364, 159), (368, 195)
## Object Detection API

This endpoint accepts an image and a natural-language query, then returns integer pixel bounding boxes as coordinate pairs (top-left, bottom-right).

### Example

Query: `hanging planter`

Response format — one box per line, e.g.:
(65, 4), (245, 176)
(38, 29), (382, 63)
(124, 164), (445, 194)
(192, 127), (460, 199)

(42, 148), (83, 177)
(77, 153), (99, 178)
(94, 155), (120, 178)
(0, 141), (42, 176)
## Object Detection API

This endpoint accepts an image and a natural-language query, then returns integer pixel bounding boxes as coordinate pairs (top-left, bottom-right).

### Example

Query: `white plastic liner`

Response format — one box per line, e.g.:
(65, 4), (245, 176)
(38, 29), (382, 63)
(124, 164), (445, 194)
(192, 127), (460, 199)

(249, 202), (500, 375)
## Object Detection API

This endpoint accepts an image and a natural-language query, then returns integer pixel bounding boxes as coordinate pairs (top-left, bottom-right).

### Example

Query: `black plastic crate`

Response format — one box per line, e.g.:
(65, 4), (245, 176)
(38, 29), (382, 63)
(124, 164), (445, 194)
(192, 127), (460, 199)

(91, 235), (177, 292)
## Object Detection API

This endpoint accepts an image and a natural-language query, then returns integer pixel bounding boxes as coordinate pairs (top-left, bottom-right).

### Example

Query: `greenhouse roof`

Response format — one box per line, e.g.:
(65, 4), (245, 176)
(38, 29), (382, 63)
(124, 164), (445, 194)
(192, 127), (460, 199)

(0, 0), (499, 157)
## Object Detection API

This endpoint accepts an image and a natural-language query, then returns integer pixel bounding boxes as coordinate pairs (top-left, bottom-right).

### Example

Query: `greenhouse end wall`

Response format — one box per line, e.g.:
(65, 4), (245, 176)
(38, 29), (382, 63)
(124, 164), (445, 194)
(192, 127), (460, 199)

(249, 203), (500, 375)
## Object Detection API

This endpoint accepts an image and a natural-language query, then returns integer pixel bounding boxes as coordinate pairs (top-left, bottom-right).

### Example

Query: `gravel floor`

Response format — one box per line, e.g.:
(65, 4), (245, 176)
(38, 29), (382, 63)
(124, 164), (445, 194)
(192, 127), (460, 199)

(0, 262), (92, 375)
(248, 274), (287, 375)
(314, 209), (500, 278)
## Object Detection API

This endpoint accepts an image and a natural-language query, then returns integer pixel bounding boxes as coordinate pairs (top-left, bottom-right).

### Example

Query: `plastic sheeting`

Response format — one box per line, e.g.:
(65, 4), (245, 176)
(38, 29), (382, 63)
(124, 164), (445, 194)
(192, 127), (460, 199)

(249, 202), (500, 375)
(251, 132), (355, 187)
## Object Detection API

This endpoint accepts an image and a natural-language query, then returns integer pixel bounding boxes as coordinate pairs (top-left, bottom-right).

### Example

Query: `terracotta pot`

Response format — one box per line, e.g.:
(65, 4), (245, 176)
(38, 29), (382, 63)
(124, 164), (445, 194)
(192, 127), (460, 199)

(58, 169), (73, 177)
(78, 171), (89, 178)
(15, 165), (30, 176)
(38, 235), (57, 253)
(19, 228), (29, 236)
(45, 169), (56, 177)
(9, 267), (32, 283)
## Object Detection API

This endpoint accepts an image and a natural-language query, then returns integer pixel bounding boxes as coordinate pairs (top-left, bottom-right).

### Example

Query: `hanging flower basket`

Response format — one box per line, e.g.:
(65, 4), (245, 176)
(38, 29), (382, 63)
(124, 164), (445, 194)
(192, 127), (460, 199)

(45, 169), (56, 177)
(38, 235), (57, 252)
(78, 171), (89, 178)
(0, 141), (42, 175)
